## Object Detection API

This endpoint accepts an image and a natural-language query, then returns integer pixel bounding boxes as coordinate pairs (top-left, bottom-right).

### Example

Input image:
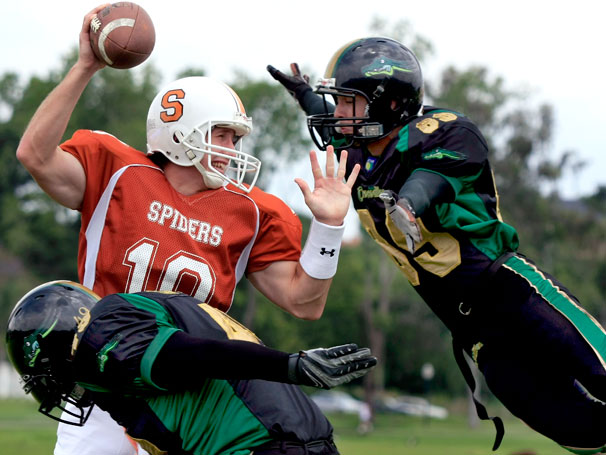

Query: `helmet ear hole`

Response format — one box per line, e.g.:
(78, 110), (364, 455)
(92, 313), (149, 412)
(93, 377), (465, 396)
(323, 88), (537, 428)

(172, 130), (185, 144)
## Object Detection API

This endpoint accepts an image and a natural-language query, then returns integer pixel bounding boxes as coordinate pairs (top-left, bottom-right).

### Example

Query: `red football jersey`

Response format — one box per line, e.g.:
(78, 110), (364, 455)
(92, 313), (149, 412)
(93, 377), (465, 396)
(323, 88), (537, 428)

(61, 130), (302, 312)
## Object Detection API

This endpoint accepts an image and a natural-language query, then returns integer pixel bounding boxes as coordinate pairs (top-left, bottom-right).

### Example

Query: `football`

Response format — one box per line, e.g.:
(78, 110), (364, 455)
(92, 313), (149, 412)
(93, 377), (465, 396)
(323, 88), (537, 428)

(89, 2), (155, 70)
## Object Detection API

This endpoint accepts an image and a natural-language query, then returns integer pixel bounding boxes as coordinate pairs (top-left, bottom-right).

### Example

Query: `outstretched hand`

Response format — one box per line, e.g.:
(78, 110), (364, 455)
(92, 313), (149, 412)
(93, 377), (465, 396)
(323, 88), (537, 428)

(288, 343), (377, 389)
(295, 146), (360, 227)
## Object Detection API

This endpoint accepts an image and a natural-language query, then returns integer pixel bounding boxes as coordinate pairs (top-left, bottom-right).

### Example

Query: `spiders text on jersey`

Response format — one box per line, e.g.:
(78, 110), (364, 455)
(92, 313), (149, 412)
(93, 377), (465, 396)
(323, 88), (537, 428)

(147, 200), (224, 246)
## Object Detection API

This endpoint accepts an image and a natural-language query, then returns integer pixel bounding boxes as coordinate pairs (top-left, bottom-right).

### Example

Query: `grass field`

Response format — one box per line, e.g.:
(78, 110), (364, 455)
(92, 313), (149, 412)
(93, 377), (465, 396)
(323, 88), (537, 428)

(0, 398), (568, 455)
(329, 412), (566, 455)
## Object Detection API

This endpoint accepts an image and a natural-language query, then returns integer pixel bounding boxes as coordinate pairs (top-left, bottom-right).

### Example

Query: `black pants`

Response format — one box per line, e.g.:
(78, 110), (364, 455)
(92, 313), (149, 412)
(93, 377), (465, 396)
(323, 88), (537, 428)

(459, 255), (606, 451)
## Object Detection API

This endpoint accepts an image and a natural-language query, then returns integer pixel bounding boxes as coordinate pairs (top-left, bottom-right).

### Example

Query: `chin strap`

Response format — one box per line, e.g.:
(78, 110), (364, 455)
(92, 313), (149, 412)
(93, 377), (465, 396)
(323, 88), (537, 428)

(186, 150), (224, 189)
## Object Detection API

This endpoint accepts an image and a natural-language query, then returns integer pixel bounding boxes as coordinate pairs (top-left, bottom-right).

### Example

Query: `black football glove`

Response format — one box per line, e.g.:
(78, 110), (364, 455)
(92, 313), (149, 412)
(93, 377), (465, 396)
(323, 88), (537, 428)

(287, 343), (377, 389)
(267, 63), (312, 104)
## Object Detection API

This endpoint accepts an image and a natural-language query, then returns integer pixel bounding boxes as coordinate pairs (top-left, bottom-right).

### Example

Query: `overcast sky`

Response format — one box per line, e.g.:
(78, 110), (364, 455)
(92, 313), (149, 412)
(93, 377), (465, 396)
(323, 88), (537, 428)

(3, 0), (606, 212)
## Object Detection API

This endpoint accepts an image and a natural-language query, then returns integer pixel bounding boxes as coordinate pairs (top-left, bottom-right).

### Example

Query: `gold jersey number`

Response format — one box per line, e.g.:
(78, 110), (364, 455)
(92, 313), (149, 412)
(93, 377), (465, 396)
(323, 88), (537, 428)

(357, 209), (461, 285)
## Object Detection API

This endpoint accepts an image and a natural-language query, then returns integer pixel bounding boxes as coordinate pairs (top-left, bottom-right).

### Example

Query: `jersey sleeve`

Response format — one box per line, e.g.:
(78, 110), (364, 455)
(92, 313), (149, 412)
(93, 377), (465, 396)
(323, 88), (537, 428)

(60, 129), (155, 212)
(409, 112), (489, 197)
(73, 293), (179, 393)
(245, 188), (303, 273)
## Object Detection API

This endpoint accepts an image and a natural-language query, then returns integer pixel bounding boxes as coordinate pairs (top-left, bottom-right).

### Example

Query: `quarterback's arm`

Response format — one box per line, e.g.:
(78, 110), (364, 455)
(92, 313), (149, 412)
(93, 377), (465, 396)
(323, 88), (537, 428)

(248, 260), (332, 320)
(15, 6), (106, 210)
(249, 148), (360, 320)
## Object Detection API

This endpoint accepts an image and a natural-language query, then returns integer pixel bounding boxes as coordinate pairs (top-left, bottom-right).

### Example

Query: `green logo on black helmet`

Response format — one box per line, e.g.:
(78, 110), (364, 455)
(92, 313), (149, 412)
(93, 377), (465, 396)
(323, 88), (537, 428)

(362, 57), (412, 77)
(422, 148), (466, 161)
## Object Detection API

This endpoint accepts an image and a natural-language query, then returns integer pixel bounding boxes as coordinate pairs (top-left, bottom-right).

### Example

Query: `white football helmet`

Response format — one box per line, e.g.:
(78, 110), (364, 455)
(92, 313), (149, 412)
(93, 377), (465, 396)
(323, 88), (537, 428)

(146, 76), (261, 192)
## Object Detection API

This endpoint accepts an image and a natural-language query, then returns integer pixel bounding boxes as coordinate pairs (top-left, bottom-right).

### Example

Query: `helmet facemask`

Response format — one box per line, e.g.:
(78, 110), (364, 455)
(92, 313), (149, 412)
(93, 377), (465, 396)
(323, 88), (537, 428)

(177, 119), (261, 192)
(22, 369), (94, 426)
(308, 80), (386, 151)
(16, 323), (94, 426)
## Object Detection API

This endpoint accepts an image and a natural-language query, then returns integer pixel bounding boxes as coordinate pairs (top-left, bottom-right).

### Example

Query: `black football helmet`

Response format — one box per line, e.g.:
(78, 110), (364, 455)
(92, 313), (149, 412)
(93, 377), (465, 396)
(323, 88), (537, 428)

(5, 281), (99, 425)
(308, 37), (424, 150)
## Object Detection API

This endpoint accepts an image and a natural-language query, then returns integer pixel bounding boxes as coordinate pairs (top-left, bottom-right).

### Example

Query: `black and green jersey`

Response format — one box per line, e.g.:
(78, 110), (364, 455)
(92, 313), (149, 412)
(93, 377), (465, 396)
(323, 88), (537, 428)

(72, 291), (334, 455)
(345, 107), (519, 315)
(342, 107), (606, 450)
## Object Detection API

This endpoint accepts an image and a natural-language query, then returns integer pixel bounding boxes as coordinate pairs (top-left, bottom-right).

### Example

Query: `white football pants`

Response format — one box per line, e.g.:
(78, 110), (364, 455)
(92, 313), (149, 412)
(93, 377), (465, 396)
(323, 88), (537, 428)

(55, 404), (149, 455)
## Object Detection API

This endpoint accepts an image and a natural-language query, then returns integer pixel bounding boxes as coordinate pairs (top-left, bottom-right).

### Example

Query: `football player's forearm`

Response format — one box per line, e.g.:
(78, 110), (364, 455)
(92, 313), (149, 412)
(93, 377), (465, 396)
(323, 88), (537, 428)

(151, 331), (291, 389)
(398, 170), (454, 216)
(299, 90), (334, 116)
(288, 270), (331, 320)
(249, 261), (329, 321)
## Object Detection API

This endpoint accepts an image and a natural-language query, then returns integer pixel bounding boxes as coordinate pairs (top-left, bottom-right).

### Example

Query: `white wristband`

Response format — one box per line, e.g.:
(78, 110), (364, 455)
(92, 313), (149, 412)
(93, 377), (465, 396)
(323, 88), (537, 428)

(299, 217), (345, 279)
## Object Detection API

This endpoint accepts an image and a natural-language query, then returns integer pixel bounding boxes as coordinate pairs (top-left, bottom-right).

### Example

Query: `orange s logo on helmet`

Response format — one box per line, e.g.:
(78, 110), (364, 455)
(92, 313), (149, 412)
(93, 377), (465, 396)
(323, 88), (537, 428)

(160, 89), (185, 122)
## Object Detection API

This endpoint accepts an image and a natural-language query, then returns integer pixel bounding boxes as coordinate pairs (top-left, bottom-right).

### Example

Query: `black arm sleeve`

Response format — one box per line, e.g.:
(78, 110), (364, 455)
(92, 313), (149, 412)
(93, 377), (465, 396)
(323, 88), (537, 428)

(298, 89), (335, 116)
(151, 331), (291, 390)
(398, 170), (455, 217)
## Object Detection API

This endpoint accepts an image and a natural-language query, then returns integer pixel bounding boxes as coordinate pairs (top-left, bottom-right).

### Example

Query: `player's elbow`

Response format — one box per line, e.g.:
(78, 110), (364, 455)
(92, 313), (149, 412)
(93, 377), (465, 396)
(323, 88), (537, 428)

(16, 137), (43, 173)
(292, 310), (324, 321)
(297, 308), (324, 321)
(288, 298), (326, 321)
(16, 138), (33, 167)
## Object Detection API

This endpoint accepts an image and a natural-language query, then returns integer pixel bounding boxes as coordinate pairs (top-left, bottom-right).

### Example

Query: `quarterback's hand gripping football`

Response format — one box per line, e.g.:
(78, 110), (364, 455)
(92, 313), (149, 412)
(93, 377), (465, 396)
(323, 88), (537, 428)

(380, 191), (422, 253)
(287, 343), (377, 389)
(266, 63), (311, 103)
